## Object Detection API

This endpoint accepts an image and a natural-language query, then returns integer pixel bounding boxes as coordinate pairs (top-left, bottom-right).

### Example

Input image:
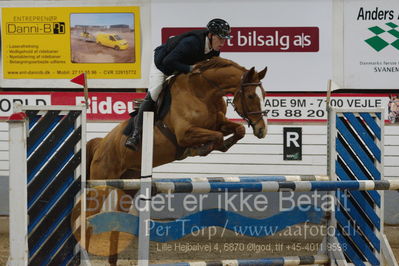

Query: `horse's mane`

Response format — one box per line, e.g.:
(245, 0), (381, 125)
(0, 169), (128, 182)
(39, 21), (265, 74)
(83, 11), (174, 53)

(196, 57), (246, 72)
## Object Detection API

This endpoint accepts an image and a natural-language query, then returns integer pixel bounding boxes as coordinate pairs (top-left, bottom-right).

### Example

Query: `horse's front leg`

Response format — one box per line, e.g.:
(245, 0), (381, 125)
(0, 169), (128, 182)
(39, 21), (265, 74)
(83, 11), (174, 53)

(177, 127), (224, 156)
(215, 120), (246, 152)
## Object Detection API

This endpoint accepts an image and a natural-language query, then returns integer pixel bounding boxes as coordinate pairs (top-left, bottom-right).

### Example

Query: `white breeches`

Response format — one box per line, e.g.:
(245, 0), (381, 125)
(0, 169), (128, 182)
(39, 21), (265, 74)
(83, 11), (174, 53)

(148, 61), (165, 101)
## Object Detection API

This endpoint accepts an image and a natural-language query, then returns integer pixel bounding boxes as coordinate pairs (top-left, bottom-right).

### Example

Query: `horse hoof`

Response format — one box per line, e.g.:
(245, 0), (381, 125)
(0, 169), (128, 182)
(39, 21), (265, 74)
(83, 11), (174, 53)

(109, 254), (118, 265)
(198, 144), (213, 156)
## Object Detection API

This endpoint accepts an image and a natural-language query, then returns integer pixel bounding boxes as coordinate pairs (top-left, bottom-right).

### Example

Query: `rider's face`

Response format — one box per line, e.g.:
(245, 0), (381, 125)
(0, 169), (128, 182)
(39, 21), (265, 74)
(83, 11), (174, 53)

(211, 35), (226, 51)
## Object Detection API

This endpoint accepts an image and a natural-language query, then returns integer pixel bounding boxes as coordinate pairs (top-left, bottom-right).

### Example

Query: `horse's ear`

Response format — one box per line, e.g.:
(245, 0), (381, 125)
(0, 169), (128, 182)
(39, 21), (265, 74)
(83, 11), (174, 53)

(258, 67), (268, 80)
(245, 67), (256, 81)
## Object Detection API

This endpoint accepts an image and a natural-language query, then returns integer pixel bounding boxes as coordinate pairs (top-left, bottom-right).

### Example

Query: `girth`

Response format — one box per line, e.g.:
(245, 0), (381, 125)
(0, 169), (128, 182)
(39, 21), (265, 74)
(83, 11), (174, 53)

(155, 120), (186, 160)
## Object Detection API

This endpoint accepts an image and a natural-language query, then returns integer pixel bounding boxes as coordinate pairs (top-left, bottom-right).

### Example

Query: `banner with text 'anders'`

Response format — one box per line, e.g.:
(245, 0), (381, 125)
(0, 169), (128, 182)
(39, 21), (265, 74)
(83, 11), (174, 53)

(344, 0), (399, 88)
(2, 6), (141, 80)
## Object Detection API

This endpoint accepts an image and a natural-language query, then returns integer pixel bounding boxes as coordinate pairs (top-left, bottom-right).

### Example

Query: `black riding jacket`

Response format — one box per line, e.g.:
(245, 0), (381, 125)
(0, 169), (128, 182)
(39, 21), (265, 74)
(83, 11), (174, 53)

(154, 29), (220, 75)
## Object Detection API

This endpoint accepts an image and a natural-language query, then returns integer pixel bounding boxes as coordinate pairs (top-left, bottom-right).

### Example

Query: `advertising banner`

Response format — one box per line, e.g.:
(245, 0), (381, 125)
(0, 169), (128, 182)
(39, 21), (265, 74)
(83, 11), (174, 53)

(343, 0), (399, 88)
(2, 6), (141, 80)
(0, 92), (395, 123)
(151, 0), (332, 92)
(283, 128), (302, 160)
(162, 27), (319, 52)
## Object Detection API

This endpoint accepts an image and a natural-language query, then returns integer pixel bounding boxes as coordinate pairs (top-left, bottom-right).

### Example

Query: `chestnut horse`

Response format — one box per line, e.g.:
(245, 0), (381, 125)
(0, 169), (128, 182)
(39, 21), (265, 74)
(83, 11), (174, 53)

(86, 57), (268, 264)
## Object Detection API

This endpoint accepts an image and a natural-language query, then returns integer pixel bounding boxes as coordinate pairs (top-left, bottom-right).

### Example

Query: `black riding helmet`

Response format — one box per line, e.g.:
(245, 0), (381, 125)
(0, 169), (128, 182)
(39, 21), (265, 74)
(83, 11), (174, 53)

(207, 18), (232, 39)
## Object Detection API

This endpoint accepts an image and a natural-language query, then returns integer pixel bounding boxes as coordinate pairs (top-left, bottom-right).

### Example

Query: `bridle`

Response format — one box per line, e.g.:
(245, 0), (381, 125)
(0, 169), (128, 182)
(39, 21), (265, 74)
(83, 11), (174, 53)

(233, 72), (267, 127)
(199, 69), (267, 127)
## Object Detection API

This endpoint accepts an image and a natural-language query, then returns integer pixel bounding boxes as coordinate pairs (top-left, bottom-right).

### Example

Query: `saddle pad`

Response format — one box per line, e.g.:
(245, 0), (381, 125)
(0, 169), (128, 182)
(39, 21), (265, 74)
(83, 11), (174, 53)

(123, 77), (175, 136)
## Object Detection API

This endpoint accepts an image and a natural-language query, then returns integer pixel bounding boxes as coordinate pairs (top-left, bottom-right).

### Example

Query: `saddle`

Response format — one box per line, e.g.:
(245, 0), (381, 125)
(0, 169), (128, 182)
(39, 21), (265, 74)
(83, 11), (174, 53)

(123, 77), (186, 159)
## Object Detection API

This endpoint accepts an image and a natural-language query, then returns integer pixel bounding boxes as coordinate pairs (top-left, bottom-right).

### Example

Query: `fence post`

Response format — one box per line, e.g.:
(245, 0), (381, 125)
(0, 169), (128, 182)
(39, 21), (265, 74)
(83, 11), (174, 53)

(138, 112), (154, 266)
(7, 107), (29, 266)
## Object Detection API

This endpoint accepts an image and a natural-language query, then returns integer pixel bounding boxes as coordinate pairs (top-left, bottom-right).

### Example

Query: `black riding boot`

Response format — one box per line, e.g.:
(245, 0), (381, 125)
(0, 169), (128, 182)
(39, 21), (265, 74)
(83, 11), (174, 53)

(125, 94), (155, 150)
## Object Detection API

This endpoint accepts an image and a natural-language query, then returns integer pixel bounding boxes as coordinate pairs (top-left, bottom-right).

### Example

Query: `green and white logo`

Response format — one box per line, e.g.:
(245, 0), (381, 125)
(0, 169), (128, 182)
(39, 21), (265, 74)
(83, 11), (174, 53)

(365, 22), (399, 51)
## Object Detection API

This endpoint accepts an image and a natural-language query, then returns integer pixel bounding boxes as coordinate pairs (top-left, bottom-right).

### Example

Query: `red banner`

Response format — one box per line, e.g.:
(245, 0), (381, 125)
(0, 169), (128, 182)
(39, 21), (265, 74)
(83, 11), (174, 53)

(162, 27), (319, 52)
(0, 92), (145, 121)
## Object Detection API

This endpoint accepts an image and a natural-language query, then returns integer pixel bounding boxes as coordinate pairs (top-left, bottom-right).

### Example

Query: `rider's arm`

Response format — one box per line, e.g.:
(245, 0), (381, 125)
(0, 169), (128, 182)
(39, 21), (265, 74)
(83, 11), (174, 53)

(162, 36), (201, 74)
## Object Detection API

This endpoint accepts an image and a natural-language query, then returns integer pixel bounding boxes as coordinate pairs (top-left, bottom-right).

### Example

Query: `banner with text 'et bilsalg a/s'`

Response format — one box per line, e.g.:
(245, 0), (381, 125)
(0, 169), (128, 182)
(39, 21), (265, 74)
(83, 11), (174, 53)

(2, 6), (140, 79)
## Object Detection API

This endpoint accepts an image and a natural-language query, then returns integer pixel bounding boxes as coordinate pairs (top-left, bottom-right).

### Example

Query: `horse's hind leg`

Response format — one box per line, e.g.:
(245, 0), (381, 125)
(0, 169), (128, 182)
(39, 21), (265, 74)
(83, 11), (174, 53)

(109, 231), (120, 266)
(85, 226), (91, 249)
(85, 188), (101, 256)
(106, 185), (138, 265)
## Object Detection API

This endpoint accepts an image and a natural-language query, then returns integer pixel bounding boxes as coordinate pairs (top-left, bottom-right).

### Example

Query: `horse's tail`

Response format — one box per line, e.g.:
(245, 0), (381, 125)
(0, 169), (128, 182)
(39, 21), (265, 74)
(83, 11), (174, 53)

(86, 137), (102, 179)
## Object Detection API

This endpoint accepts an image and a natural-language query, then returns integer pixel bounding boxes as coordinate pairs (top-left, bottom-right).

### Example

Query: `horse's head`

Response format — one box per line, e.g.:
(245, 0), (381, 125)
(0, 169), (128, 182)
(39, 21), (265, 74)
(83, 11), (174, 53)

(191, 58), (268, 138)
(232, 67), (268, 139)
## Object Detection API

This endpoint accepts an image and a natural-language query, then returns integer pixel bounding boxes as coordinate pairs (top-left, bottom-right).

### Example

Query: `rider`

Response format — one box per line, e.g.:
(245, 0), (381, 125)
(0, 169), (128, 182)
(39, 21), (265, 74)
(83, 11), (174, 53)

(125, 18), (232, 150)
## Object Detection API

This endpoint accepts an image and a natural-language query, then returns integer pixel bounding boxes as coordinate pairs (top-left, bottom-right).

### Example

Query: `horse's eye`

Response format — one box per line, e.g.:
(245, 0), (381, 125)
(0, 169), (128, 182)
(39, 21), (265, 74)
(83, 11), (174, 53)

(247, 94), (255, 99)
